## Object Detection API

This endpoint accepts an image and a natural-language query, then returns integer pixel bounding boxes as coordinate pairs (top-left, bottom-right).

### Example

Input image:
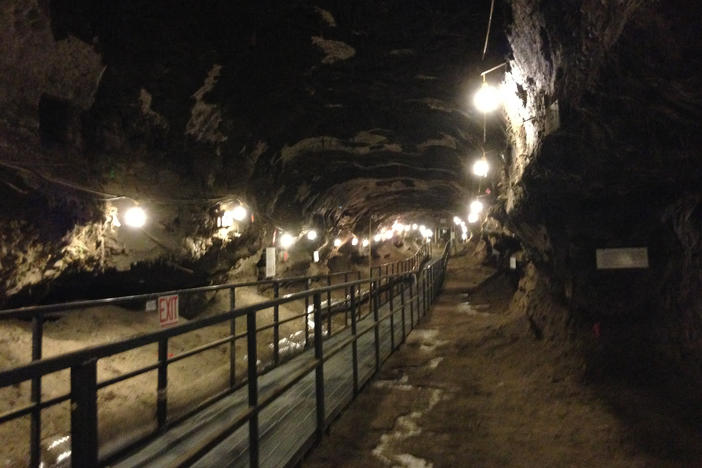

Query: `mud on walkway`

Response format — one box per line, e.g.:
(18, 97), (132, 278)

(303, 253), (701, 468)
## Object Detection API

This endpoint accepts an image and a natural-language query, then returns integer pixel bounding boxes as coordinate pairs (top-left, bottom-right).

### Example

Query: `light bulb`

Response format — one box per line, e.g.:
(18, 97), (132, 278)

(362, 238), (369, 247)
(472, 159), (489, 177)
(351, 237), (359, 246)
(473, 82), (501, 113)
(307, 230), (318, 241)
(232, 205), (247, 221)
(124, 207), (147, 228)
(470, 200), (484, 214)
(280, 233), (295, 249)
(468, 212), (479, 224)
(334, 238), (342, 247)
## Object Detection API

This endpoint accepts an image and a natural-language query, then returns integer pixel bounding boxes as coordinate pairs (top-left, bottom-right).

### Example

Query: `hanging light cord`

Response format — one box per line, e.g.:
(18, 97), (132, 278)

(482, 0), (496, 61)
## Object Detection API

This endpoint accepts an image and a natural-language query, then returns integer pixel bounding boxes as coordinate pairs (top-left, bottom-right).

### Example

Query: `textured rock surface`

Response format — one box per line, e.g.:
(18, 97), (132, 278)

(0, 1), (503, 306)
(501, 0), (702, 389)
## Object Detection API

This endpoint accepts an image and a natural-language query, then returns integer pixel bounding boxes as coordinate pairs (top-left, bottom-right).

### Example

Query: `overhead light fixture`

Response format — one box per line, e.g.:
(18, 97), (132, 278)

(334, 238), (342, 247)
(124, 206), (147, 228)
(351, 237), (359, 246)
(362, 238), (369, 247)
(383, 230), (393, 240)
(307, 230), (318, 241)
(472, 158), (489, 177)
(373, 233), (382, 242)
(470, 200), (484, 214)
(280, 233), (295, 249)
(411, 224), (418, 230)
(232, 205), (247, 221)
(453, 216), (461, 225)
(468, 212), (479, 224)
(473, 81), (501, 113)
(313, 251), (320, 263)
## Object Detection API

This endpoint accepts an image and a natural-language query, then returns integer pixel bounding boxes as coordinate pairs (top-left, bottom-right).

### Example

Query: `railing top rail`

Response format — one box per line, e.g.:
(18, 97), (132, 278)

(374, 245), (427, 268)
(0, 270), (356, 320)
(0, 271), (423, 388)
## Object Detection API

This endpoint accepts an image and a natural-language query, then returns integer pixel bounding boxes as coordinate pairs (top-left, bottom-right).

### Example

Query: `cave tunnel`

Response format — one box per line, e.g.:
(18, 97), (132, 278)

(1, 0), (702, 466)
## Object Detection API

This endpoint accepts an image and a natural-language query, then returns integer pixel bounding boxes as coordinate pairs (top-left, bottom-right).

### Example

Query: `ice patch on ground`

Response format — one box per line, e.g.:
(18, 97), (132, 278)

(427, 357), (443, 369)
(373, 374), (413, 391)
(406, 329), (448, 352)
(372, 388), (443, 467)
(457, 302), (491, 316)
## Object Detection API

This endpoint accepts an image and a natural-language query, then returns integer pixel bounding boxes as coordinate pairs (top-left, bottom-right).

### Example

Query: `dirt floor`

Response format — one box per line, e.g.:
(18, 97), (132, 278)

(303, 252), (702, 468)
(0, 240), (429, 467)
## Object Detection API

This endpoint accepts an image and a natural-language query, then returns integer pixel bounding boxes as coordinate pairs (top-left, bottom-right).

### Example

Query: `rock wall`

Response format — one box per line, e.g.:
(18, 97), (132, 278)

(502, 0), (702, 388)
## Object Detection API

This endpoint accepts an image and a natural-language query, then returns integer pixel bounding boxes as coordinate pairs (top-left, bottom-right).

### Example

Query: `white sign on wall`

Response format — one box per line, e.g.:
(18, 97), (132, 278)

(158, 294), (179, 327)
(266, 247), (276, 278)
(545, 100), (560, 135)
(596, 247), (649, 270)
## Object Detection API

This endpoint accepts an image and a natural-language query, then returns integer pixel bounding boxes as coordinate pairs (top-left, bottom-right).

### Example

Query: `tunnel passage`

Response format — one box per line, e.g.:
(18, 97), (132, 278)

(1, 0), (702, 466)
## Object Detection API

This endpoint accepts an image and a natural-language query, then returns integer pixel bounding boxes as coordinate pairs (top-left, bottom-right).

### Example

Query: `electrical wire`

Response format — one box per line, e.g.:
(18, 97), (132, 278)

(482, 0), (496, 61)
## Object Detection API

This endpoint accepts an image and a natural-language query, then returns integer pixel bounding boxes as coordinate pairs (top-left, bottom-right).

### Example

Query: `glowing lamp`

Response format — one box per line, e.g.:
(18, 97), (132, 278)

(383, 230), (393, 240)
(280, 233), (295, 249)
(362, 238), (369, 247)
(411, 224), (418, 230)
(232, 205), (247, 221)
(124, 207), (147, 228)
(351, 237), (359, 246)
(470, 200), (484, 214)
(473, 81), (501, 113)
(468, 212), (479, 224)
(313, 251), (320, 263)
(334, 238), (342, 247)
(453, 216), (461, 225)
(373, 234), (382, 242)
(472, 159), (489, 177)
(306, 230), (318, 241)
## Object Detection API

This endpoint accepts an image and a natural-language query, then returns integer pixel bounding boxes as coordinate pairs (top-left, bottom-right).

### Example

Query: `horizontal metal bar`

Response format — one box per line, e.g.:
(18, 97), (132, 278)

(0, 402), (35, 424)
(166, 335), (233, 364)
(0, 270), (357, 320)
(0, 273), (418, 387)
(97, 362), (161, 389)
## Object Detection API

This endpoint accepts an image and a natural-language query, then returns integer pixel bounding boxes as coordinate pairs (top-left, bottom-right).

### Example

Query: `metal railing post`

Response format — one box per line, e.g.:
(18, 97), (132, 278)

(304, 278), (311, 348)
(71, 359), (98, 467)
(247, 310), (259, 468)
(400, 279), (406, 342)
(313, 292), (325, 441)
(350, 286), (359, 395)
(344, 272), (350, 325)
(372, 280), (380, 372)
(409, 276), (415, 328)
(273, 281), (280, 366)
(157, 338), (168, 428)
(229, 287), (236, 389)
(30, 313), (42, 468)
(389, 279), (395, 351)
(326, 275), (332, 336)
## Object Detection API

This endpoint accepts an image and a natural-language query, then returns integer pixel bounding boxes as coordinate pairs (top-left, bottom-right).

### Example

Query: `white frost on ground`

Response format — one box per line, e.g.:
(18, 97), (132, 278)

(427, 357), (443, 369)
(371, 345), (446, 467)
(311, 36), (356, 64)
(372, 387), (443, 468)
(373, 374), (413, 391)
(405, 329), (448, 352)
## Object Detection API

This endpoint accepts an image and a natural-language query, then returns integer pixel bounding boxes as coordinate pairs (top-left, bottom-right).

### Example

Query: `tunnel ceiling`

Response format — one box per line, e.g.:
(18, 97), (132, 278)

(41, 0), (505, 227)
(0, 0), (508, 304)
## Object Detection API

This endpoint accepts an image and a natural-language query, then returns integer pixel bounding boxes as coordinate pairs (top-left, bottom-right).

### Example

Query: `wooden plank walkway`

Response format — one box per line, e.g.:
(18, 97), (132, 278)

(114, 284), (423, 468)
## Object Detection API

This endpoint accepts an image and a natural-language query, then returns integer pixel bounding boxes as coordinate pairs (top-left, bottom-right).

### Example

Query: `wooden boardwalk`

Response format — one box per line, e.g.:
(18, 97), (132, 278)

(114, 285), (422, 467)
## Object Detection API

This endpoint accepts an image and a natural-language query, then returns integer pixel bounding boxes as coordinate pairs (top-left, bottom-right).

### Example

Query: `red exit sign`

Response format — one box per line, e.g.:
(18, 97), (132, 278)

(158, 294), (179, 327)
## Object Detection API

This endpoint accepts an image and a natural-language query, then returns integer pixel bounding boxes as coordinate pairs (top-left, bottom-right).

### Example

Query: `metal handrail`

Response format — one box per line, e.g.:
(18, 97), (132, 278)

(0, 245), (439, 468)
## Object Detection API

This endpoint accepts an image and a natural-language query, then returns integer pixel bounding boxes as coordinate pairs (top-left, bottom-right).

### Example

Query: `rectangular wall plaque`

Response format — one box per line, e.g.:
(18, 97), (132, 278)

(266, 247), (276, 277)
(596, 247), (649, 269)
